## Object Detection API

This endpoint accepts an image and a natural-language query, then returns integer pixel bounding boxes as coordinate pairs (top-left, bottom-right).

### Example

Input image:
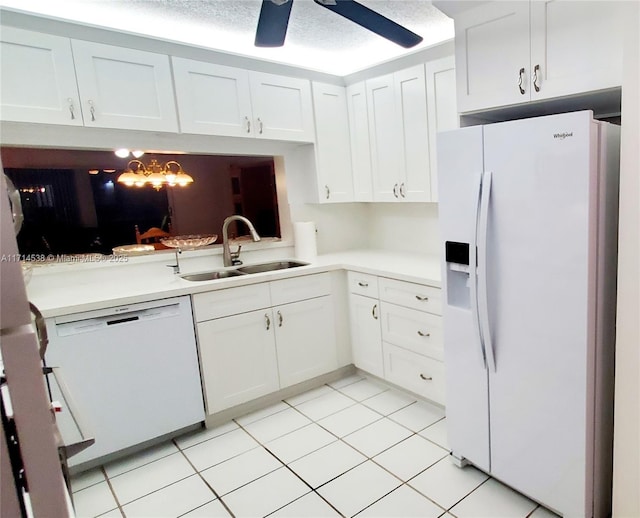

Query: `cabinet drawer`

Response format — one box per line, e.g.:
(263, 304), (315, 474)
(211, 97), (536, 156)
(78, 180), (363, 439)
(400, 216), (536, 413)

(347, 271), (379, 297)
(193, 283), (271, 322)
(380, 302), (443, 361)
(378, 277), (441, 315)
(383, 342), (445, 406)
(270, 273), (331, 306)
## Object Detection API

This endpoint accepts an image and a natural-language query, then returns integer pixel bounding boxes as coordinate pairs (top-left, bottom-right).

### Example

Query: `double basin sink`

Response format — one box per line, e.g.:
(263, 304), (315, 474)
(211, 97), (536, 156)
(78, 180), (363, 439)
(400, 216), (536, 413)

(180, 260), (309, 282)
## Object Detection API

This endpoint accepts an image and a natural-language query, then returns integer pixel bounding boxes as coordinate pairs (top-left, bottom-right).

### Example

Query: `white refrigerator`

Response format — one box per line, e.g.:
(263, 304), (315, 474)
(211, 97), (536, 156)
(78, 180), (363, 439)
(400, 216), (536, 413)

(437, 111), (620, 517)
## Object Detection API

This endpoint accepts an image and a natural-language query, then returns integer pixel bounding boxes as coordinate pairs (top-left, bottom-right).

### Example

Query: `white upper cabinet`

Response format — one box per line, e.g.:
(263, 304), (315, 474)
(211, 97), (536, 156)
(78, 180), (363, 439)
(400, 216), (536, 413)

(346, 82), (373, 202)
(0, 27), (83, 126)
(311, 82), (354, 203)
(529, 0), (624, 101)
(454, 0), (624, 113)
(455, 2), (530, 113)
(425, 56), (458, 202)
(71, 40), (178, 132)
(172, 59), (254, 137)
(249, 71), (315, 142)
(367, 65), (431, 202)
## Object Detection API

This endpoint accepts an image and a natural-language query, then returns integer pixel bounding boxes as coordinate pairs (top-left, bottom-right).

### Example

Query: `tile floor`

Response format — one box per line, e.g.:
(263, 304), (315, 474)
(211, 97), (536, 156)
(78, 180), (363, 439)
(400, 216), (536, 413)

(70, 374), (560, 518)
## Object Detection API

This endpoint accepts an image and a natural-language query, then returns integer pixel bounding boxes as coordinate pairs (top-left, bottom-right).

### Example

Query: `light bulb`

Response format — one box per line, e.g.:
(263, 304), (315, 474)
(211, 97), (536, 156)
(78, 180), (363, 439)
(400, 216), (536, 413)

(115, 148), (130, 158)
(132, 150), (145, 158)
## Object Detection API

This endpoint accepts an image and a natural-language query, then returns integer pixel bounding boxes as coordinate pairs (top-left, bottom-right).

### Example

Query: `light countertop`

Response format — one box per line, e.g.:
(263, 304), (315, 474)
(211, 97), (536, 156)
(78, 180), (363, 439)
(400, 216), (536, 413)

(26, 249), (441, 318)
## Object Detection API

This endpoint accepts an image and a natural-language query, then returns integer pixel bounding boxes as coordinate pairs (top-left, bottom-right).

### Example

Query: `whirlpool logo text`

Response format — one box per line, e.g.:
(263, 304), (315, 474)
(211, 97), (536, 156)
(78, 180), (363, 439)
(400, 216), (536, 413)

(554, 132), (574, 139)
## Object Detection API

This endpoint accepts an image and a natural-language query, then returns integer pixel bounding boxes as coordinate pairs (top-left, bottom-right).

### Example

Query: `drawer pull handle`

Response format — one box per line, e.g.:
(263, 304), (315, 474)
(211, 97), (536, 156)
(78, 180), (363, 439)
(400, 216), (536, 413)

(245, 116), (251, 133)
(372, 304), (378, 319)
(358, 281), (369, 287)
(533, 64), (541, 92)
(265, 313), (271, 330)
(67, 98), (76, 120)
(415, 295), (429, 301)
(419, 373), (433, 381)
(518, 67), (526, 95)
(325, 185), (330, 199)
(417, 330), (430, 337)
(277, 310), (283, 327)
(88, 99), (96, 121)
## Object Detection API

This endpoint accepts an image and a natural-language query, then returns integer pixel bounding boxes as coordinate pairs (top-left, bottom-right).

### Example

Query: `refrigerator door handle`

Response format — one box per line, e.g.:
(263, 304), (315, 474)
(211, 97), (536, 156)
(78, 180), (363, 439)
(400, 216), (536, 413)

(470, 171), (487, 370)
(477, 171), (496, 372)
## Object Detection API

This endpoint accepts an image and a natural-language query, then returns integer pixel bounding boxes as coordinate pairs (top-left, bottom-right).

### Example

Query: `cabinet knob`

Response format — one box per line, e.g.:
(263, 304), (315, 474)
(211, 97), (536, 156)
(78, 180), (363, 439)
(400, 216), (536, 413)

(533, 64), (541, 92)
(245, 116), (251, 133)
(265, 313), (271, 330)
(518, 68), (526, 95)
(419, 373), (433, 381)
(88, 99), (96, 121)
(372, 304), (378, 320)
(325, 185), (330, 199)
(277, 310), (283, 327)
(257, 117), (263, 134)
(417, 330), (431, 337)
(393, 183), (399, 198)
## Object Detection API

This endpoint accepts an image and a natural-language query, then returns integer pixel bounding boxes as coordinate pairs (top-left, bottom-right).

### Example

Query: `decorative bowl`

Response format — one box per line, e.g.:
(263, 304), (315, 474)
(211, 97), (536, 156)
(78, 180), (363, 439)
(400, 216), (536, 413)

(112, 244), (155, 255)
(160, 234), (218, 249)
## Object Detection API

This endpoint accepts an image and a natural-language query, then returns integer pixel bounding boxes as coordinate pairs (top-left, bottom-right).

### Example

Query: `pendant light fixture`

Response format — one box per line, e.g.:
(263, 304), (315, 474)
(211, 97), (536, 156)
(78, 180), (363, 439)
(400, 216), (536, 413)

(117, 159), (194, 190)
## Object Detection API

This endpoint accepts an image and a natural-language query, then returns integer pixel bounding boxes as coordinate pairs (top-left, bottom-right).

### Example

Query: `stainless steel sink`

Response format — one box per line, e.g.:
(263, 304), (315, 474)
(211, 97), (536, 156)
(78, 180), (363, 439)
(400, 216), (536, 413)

(236, 260), (309, 274)
(180, 270), (246, 282)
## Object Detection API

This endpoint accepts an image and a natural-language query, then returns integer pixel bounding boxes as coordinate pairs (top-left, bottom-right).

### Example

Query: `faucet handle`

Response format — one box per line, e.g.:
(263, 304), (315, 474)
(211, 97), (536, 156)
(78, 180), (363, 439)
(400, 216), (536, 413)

(230, 245), (243, 265)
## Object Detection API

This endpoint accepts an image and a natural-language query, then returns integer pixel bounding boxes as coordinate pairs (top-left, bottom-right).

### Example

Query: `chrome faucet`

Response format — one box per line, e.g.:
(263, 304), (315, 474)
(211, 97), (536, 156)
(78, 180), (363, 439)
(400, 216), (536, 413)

(222, 215), (261, 266)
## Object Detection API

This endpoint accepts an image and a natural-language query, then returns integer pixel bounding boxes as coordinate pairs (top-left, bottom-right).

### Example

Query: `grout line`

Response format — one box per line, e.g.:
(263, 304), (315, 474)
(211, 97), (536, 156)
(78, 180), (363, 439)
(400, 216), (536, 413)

(100, 465), (125, 517)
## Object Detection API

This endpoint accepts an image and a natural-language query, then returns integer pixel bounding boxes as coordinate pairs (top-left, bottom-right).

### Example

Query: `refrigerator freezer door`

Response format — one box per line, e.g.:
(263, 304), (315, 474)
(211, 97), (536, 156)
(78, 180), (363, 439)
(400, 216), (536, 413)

(483, 111), (595, 515)
(437, 126), (490, 472)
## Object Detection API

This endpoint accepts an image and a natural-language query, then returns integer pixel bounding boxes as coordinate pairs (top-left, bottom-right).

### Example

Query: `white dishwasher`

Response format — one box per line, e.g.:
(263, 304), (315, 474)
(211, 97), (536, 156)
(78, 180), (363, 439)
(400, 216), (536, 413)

(45, 295), (205, 467)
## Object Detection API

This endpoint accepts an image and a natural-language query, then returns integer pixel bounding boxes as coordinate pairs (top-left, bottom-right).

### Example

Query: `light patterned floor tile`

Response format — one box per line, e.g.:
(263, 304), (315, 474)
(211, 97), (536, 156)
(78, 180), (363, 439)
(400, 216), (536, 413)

(71, 467), (106, 493)
(72, 481), (118, 518)
(222, 467), (311, 517)
(104, 441), (179, 478)
(288, 440), (367, 489)
(343, 418), (412, 457)
(285, 385), (336, 406)
(268, 492), (341, 517)
(356, 484), (445, 518)
(108, 452), (196, 505)
(295, 391), (357, 421)
(120, 475), (214, 517)
(234, 401), (290, 426)
(450, 479), (537, 517)
(388, 401), (445, 432)
(408, 457), (489, 510)
(419, 418), (449, 450)
(337, 379), (389, 401)
(200, 446), (282, 496)
(266, 423), (337, 464)
(317, 403), (382, 437)
(174, 421), (239, 450)
(362, 389), (416, 416)
(373, 435), (448, 481)
(242, 407), (312, 443)
(181, 428), (259, 472)
(317, 460), (401, 517)
(181, 499), (231, 517)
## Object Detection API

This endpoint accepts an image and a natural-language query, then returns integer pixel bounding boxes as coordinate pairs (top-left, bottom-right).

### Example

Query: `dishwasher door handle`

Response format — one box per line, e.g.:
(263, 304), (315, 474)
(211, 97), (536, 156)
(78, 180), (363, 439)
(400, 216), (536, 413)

(106, 315), (140, 326)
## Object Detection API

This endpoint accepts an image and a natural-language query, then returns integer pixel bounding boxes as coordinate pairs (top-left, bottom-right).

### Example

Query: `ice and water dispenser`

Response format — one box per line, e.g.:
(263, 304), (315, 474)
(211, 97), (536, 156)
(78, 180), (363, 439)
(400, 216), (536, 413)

(445, 241), (472, 309)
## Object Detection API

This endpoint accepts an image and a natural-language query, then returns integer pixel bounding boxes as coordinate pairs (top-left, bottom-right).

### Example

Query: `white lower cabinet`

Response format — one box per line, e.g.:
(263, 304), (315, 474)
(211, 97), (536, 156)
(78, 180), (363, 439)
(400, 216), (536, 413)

(193, 273), (337, 414)
(274, 296), (336, 388)
(347, 271), (445, 406)
(197, 309), (280, 414)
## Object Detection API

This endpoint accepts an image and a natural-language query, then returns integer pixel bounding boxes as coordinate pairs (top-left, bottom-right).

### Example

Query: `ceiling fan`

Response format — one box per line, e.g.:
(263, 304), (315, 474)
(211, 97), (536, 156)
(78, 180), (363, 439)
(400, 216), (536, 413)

(255, 0), (424, 48)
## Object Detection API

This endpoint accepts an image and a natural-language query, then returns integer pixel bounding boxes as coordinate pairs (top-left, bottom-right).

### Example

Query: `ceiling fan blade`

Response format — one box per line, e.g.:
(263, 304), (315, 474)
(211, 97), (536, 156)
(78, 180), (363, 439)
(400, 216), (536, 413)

(255, 0), (294, 47)
(314, 0), (423, 48)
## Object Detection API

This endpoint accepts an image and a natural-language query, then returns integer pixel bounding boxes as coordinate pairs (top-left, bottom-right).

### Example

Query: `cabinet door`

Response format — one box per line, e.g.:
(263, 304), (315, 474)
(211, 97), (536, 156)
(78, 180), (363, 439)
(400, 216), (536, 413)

(395, 65), (430, 202)
(197, 309), (279, 414)
(249, 72), (315, 142)
(0, 27), (83, 126)
(274, 296), (337, 388)
(349, 294), (384, 378)
(172, 58), (253, 137)
(366, 74), (401, 201)
(425, 56), (458, 203)
(346, 82), (373, 202)
(71, 40), (178, 132)
(312, 82), (354, 203)
(530, 0), (624, 100)
(455, 1), (530, 112)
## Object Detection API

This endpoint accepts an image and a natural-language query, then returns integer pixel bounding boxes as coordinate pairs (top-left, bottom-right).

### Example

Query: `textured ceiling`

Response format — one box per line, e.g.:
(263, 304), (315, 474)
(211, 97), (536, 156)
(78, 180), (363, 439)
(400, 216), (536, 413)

(0, 0), (454, 75)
